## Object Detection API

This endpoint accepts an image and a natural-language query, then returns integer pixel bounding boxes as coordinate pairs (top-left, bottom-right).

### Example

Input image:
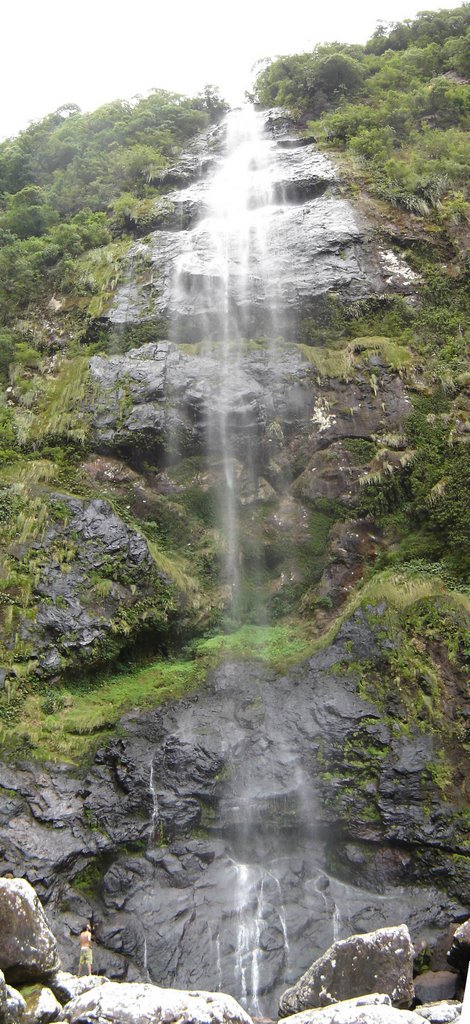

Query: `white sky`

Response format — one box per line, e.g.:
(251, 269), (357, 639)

(1, 0), (464, 140)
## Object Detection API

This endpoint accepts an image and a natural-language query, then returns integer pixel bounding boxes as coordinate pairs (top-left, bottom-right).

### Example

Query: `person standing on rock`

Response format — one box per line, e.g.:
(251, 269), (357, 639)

(77, 922), (93, 977)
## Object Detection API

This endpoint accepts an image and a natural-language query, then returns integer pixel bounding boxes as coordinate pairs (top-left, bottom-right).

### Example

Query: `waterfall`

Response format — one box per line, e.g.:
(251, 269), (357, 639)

(233, 860), (290, 1015)
(169, 107), (282, 617)
(148, 757), (159, 844)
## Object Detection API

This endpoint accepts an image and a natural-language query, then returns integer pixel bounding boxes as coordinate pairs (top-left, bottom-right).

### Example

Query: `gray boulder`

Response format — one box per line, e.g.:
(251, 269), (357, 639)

(279, 925), (414, 1015)
(278, 994), (428, 1023)
(23, 987), (63, 1024)
(49, 973), (107, 1005)
(0, 879), (60, 984)
(413, 972), (459, 1004)
(277, 994), (392, 1022)
(1, 970), (26, 1024)
(414, 1003), (462, 1022)
(62, 981), (252, 1024)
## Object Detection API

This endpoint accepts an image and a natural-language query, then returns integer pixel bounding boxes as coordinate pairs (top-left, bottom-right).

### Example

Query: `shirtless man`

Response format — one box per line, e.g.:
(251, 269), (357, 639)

(77, 923), (93, 977)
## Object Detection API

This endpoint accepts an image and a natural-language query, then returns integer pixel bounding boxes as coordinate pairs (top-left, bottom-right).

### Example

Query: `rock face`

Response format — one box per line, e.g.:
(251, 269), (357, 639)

(107, 109), (416, 342)
(0, 612), (467, 1013)
(0, 879), (60, 984)
(279, 925), (414, 1014)
(4, 494), (177, 683)
(89, 340), (411, 477)
(62, 981), (252, 1024)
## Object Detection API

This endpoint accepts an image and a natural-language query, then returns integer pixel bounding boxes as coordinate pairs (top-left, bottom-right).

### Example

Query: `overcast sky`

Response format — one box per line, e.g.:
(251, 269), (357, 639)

(1, 0), (464, 140)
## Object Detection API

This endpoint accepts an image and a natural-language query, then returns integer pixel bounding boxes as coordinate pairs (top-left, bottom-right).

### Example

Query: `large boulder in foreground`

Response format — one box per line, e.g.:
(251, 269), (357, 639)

(0, 879), (60, 984)
(63, 982), (252, 1024)
(278, 993), (427, 1023)
(49, 972), (107, 1005)
(279, 925), (414, 1015)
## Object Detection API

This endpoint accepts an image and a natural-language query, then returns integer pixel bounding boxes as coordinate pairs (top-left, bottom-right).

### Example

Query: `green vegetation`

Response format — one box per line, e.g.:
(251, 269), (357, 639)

(0, 87), (227, 339)
(256, 6), (470, 591)
(0, 621), (313, 761)
(0, 7), (468, 779)
(255, 5), (470, 221)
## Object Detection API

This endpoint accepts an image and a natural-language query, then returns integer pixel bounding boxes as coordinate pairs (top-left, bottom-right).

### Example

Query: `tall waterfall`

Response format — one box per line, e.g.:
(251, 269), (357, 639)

(170, 107), (282, 616)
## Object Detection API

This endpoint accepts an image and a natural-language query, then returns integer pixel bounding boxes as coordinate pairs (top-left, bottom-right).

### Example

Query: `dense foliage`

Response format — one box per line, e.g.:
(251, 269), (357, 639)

(0, 87), (227, 331)
(255, 4), (470, 217)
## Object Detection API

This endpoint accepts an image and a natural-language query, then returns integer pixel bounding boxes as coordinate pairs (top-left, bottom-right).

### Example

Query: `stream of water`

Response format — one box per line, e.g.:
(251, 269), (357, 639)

(170, 107), (284, 615)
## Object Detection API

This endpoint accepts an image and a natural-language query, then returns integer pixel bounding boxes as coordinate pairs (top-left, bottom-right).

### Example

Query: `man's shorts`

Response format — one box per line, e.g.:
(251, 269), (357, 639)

(79, 947), (93, 966)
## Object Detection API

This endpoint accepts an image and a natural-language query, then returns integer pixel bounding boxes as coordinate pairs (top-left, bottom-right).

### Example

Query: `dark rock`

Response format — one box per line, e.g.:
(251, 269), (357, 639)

(0, 614), (467, 1015)
(413, 971), (460, 1004)
(447, 918), (470, 975)
(12, 495), (174, 681)
(0, 879), (60, 984)
(279, 925), (414, 1014)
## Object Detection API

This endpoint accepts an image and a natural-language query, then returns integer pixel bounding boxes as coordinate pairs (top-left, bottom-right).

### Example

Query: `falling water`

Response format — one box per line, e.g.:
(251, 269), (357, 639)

(148, 758), (159, 844)
(170, 108), (282, 614)
(233, 860), (290, 1015)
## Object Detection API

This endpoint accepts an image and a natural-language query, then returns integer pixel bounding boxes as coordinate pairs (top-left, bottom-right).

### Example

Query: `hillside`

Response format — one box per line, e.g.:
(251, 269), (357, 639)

(0, 7), (469, 999)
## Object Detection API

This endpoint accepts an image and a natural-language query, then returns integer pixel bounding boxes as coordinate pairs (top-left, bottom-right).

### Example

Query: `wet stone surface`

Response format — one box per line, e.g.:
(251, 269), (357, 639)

(0, 613), (467, 1014)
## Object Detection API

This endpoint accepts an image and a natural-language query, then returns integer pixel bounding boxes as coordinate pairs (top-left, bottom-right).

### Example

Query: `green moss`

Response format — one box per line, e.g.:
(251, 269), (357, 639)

(342, 438), (378, 465)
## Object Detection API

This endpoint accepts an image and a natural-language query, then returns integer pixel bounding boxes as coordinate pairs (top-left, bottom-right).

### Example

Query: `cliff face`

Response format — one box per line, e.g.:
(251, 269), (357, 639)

(0, 611), (468, 1010)
(0, 109), (468, 1013)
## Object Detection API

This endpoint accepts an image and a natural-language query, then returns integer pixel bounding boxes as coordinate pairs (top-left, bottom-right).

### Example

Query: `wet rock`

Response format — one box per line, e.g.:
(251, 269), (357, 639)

(279, 925), (414, 1014)
(0, 879), (60, 984)
(62, 982), (252, 1024)
(106, 108), (417, 342)
(0, 614), (467, 1014)
(414, 972), (460, 1004)
(316, 521), (380, 606)
(108, 197), (411, 342)
(23, 987), (63, 1024)
(89, 341), (410, 476)
(11, 495), (174, 681)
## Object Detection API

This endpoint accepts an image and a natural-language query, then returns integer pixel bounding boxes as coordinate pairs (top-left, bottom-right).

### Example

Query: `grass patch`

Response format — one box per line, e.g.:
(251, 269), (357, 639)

(295, 335), (413, 378)
(193, 622), (314, 671)
(1, 567), (467, 764)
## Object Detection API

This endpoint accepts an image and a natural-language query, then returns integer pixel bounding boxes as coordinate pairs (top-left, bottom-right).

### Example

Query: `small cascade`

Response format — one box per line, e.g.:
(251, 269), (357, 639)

(233, 860), (290, 1015)
(142, 935), (149, 981)
(333, 901), (343, 942)
(148, 758), (159, 844)
(215, 934), (222, 992)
